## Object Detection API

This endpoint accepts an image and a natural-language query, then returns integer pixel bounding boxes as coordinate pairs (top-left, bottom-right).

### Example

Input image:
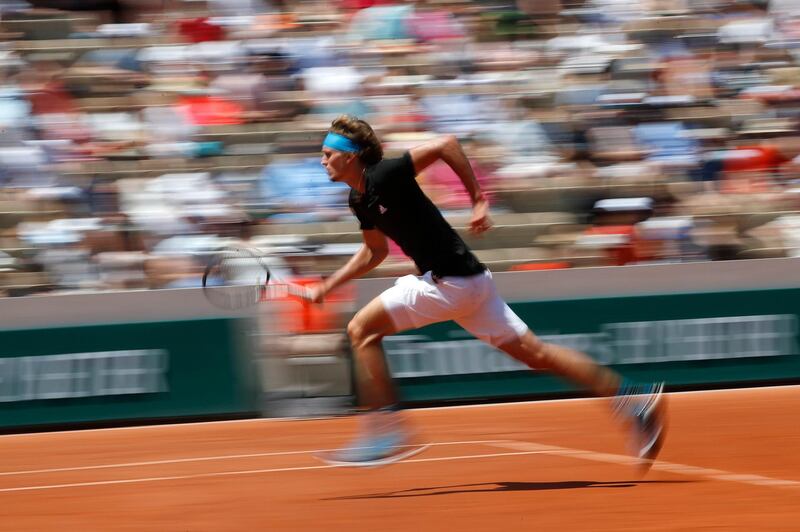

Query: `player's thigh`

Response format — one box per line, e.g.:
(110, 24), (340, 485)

(348, 295), (400, 346)
(455, 292), (529, 347)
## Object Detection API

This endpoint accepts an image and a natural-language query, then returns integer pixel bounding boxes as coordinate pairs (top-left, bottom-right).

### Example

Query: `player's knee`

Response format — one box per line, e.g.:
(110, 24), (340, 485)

(346, 319), (359, 342)
(346, 318), (383, 349)
(500, 331), (548, 368)
(513, 336), (544, 367)
(527, 338), (550, 368)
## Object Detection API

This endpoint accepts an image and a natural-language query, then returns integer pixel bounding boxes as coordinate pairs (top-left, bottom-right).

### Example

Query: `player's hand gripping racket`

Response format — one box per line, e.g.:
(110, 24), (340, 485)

(202, 246), (310, 310)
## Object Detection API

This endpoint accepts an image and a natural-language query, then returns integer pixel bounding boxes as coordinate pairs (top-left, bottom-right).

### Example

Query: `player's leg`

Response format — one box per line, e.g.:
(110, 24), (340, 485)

(320, 272), (479, 466)
(318, 294), (427, 467)
(496, 329), (667, 467)
(453, 275), (621, 396)
(346, 271), (479, 409)
(456, 275), (667, 468)
(346, 295), (400, 410)
(496, 330), (621, 397)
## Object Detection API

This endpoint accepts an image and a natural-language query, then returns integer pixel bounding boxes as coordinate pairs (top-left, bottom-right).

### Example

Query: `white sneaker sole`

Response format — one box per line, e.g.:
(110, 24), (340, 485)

(316, 443), (430, 468)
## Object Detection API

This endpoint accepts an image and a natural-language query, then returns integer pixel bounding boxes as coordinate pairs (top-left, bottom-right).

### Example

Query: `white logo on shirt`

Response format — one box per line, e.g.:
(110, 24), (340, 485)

(379, 204), (388, 214)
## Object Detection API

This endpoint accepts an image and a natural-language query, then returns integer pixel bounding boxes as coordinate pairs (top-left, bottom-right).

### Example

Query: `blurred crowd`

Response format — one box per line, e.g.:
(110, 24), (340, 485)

(3, 0), (800, 297)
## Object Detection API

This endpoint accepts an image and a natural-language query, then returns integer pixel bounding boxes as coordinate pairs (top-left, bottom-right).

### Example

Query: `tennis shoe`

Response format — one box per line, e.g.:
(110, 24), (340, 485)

(317, 419), (428, 467)
(615, 382), (667, 471)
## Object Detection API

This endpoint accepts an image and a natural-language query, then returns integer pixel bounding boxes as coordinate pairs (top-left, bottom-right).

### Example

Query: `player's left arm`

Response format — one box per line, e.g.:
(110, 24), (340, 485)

(408, 135), (491, 235)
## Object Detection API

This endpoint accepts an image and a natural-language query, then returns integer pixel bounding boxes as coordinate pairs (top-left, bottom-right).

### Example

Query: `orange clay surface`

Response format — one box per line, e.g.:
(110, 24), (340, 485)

(0, 386), (798, 531)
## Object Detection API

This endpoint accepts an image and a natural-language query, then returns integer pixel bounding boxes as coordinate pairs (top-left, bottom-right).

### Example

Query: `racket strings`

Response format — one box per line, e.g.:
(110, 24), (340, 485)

(203, 247), (309, 309)
(203, 279), (262, 309)
(203, 250), (269, 309)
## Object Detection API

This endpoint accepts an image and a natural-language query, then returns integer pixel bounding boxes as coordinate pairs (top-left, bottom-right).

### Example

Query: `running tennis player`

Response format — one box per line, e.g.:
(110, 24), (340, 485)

(308, 115), (666, 468)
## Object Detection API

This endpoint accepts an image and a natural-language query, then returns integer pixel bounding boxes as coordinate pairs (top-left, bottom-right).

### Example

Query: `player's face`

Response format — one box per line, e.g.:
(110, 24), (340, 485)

(321, 147), (353, 182)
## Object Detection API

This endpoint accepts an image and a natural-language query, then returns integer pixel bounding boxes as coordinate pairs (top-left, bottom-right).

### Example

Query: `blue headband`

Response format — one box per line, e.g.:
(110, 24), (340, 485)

(323, 132), (362, 153)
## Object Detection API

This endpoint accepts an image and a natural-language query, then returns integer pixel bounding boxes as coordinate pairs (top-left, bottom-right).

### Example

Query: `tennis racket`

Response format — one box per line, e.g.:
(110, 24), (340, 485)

(202, 246), (310, 310)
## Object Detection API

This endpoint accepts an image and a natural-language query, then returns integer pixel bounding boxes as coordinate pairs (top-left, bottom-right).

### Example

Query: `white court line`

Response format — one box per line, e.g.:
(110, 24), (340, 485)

(490, 441), (800, 491)
(0, 449), (552, 494)
(0, 440), (505, 478)
(2, 439), (799, 494)
(0, 384), (798, 440)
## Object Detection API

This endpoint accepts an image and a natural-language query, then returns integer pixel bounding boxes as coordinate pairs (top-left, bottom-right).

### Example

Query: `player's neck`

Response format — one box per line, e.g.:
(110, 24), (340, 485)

(345, 163), (367, 193)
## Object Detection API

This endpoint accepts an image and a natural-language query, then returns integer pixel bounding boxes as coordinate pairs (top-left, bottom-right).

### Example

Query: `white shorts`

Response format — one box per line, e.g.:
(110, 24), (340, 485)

(379, 270), (529, 347)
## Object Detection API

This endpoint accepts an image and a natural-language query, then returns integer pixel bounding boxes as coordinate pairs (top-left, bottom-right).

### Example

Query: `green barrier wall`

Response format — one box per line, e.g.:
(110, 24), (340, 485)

(0, 318), (260, 429)
(386, 288), (800, 403)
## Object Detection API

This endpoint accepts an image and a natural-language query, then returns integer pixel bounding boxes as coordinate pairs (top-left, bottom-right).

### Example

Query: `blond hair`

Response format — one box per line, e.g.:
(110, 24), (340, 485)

(329, 115), (383, 165)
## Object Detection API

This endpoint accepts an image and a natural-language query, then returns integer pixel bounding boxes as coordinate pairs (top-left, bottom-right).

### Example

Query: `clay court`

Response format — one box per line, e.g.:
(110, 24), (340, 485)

(1, 385), (798, 531)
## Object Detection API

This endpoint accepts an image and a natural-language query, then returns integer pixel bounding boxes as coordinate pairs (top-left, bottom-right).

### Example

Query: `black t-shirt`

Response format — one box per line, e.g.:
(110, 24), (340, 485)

(349, 152), (486, 278)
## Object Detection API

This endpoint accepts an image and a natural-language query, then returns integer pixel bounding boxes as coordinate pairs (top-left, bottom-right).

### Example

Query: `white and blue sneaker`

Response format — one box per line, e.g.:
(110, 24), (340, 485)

(317, 431), (428, 467)
(317, 409), (428, 467)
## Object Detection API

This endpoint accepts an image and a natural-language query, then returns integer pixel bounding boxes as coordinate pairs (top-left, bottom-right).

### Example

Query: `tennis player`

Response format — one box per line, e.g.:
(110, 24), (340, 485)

(309, 115), (666, 468)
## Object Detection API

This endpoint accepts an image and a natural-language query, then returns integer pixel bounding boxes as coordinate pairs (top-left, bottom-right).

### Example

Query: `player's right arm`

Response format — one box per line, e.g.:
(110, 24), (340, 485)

(308, 228), (389, 303)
